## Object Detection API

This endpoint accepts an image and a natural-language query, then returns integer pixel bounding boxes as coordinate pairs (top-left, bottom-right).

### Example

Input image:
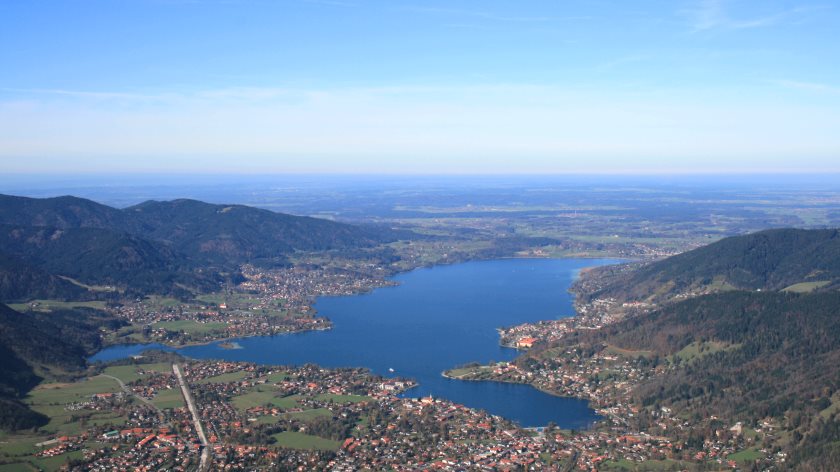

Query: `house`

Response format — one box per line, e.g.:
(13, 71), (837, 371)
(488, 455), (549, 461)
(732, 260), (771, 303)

(516, 337), (537, 349)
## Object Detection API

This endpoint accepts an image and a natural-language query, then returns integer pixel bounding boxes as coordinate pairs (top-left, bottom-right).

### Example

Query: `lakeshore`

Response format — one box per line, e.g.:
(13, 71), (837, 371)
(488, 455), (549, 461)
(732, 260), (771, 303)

(94, 258), (621, 428)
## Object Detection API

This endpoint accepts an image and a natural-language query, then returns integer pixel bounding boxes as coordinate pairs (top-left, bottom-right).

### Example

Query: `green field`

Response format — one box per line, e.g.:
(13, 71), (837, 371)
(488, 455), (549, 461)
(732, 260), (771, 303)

(286, 408), (333, 421)
(446, 365), (492, 378)
(25, 376), (124, 436)
(102, 362), (171, 384)
(728, 447), (763, 463)
(263, 372), (289, 383)
(143, 295), (183, 308)
(8, 300), (107, 312)
(313, 394), (370, 404)
(670, 341), (737, 364)
(0, 440), (101, 472)
(782, 280), (831, 293)
(153, 320), (227, 335)
(605, 344), (656, 359)
(150, 388), (184, 409)
(232, 391), (301, 411)
(197, 370), (250, 384)
(271, 431), (341, 451)
(602, 459), (690, 471)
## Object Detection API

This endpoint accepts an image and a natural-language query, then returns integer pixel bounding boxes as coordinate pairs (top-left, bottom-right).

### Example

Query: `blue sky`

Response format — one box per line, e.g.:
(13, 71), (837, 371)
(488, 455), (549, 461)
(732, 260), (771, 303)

(1, 0), (839, 174)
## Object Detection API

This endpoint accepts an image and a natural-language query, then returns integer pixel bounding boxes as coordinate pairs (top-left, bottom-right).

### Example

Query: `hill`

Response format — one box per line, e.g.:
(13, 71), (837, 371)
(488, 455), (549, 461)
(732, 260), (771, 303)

(584, 228), (840, 304)
(0, 194), (401, 301)
(0, 303), (124, 430)
(0, 224), (222, 298)
(125, 199), (387, 267)
(0, 252), (89, 302)
(551, 290), (840, 469)
(0, 194), (131, 230)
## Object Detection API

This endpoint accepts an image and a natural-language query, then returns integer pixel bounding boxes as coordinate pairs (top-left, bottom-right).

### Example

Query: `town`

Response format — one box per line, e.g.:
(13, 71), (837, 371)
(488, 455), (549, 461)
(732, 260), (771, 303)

(101, 263), (397, 346)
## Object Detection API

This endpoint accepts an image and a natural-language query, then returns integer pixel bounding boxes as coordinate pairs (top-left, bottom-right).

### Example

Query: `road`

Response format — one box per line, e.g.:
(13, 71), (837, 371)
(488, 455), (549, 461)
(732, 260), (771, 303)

(100, 374), (165, 422)
(173, 363), (210, 471)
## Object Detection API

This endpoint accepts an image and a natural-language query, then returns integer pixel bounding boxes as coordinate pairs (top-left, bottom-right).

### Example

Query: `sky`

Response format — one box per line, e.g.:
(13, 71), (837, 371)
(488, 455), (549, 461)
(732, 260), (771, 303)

(1, 0), (839, 174)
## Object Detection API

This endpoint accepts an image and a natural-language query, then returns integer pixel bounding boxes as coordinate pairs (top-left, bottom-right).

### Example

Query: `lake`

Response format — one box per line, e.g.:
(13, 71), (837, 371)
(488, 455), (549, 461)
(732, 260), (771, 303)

(92, 258), (621, 428)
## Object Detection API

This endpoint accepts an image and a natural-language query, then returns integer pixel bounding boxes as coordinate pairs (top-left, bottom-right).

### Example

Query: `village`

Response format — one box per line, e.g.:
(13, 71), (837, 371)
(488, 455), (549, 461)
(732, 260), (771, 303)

(103, 263), (396, 346)
(448, 285), (784, 470)
(13, 347), (783, 472)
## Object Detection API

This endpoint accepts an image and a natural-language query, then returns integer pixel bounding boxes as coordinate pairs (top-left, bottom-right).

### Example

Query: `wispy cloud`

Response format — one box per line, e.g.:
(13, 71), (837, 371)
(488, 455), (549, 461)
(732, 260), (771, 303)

(685, 0), (823, 33)
(774, 79), (840, 95)
(0, 87), (169, 102)
(302, 0), (356, 7)
(399, 6), (589, 23)
(594, 54), (650, 71)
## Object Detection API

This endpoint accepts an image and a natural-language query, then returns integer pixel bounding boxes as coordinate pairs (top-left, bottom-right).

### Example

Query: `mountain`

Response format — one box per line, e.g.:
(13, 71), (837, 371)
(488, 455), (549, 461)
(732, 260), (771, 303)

(0, 194), (131, 230)
(0, 224), (221, 298)
(0, 303), (124, 430)
(585, 228), (840, 304)
(0, 252), (89, 302)
(550, 290), (840, 469)
(125, 199), (387, 267)
(0, 194), (401, 301)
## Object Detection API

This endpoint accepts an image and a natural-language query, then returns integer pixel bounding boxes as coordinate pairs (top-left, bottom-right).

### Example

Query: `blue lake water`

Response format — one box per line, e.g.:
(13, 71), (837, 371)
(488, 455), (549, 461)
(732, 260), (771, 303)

(91, 258), (621, 428)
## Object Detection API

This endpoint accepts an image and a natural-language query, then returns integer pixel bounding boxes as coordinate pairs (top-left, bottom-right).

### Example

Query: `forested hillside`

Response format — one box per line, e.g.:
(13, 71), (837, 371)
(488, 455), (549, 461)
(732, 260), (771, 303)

(0, 253), (88, 302)
(0, 194), (401, 301)
(125, 199), (387, 267)
(584, 228), (840, 304)
(0, 304), (124, 430)
(552, 290), (840, 469)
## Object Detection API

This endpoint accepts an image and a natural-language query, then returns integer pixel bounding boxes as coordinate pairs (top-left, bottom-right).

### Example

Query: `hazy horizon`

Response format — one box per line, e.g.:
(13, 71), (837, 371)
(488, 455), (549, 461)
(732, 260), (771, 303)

(2, 0), (839, 174)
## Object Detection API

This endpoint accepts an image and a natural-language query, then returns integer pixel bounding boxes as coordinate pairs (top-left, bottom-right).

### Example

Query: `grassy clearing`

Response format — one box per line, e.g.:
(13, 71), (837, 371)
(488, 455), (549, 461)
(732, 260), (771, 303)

(153, 320), (227, 335)
(286, 408), (333, 421)
(0, 437), (47, 457)
(232, 392), (301, 411)
(25, 376), (124, 436)
(101, 362), (171, 384)
(197, 371), (249, 384)
(150, 388), (184, 409)
(32, 449), (85, 471)
(819, 391), (840, 419)
(602, 459), (689, 471)
(313, 394), (370, 404)
(782, 280), (831, 293)
(670, 341), (738, 364)
(263, 372), (289, 383)
(605, 345), (656, 359)
(8, 300), (107, 312)
(56, 276), (118, 292)
(728, 447), (763, 463)
(446, 365), (493, 378)
(271, 431), (341, 451)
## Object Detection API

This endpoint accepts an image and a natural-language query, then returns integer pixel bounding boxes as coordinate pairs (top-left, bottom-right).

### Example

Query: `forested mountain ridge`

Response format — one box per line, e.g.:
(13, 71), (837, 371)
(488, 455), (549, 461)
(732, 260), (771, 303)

(583, 228), (840, 305)
(0, 194), (132, 230)
(0, 194), (401, 301)
(545, 290), (840, 469)
(0, 252), (89, 302)
(124, 199), (388, 267)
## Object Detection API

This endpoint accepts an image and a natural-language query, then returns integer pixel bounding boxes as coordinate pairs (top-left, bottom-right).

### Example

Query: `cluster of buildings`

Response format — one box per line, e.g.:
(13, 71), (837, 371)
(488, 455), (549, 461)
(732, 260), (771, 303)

(239, 264), (396, 314)
(498, 320), (573, 349)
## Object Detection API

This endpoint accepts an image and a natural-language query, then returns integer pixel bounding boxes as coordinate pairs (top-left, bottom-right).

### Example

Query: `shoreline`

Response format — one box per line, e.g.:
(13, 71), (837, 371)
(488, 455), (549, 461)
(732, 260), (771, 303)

(441, 370), (602, 429)
(94, 254), (625, 355)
